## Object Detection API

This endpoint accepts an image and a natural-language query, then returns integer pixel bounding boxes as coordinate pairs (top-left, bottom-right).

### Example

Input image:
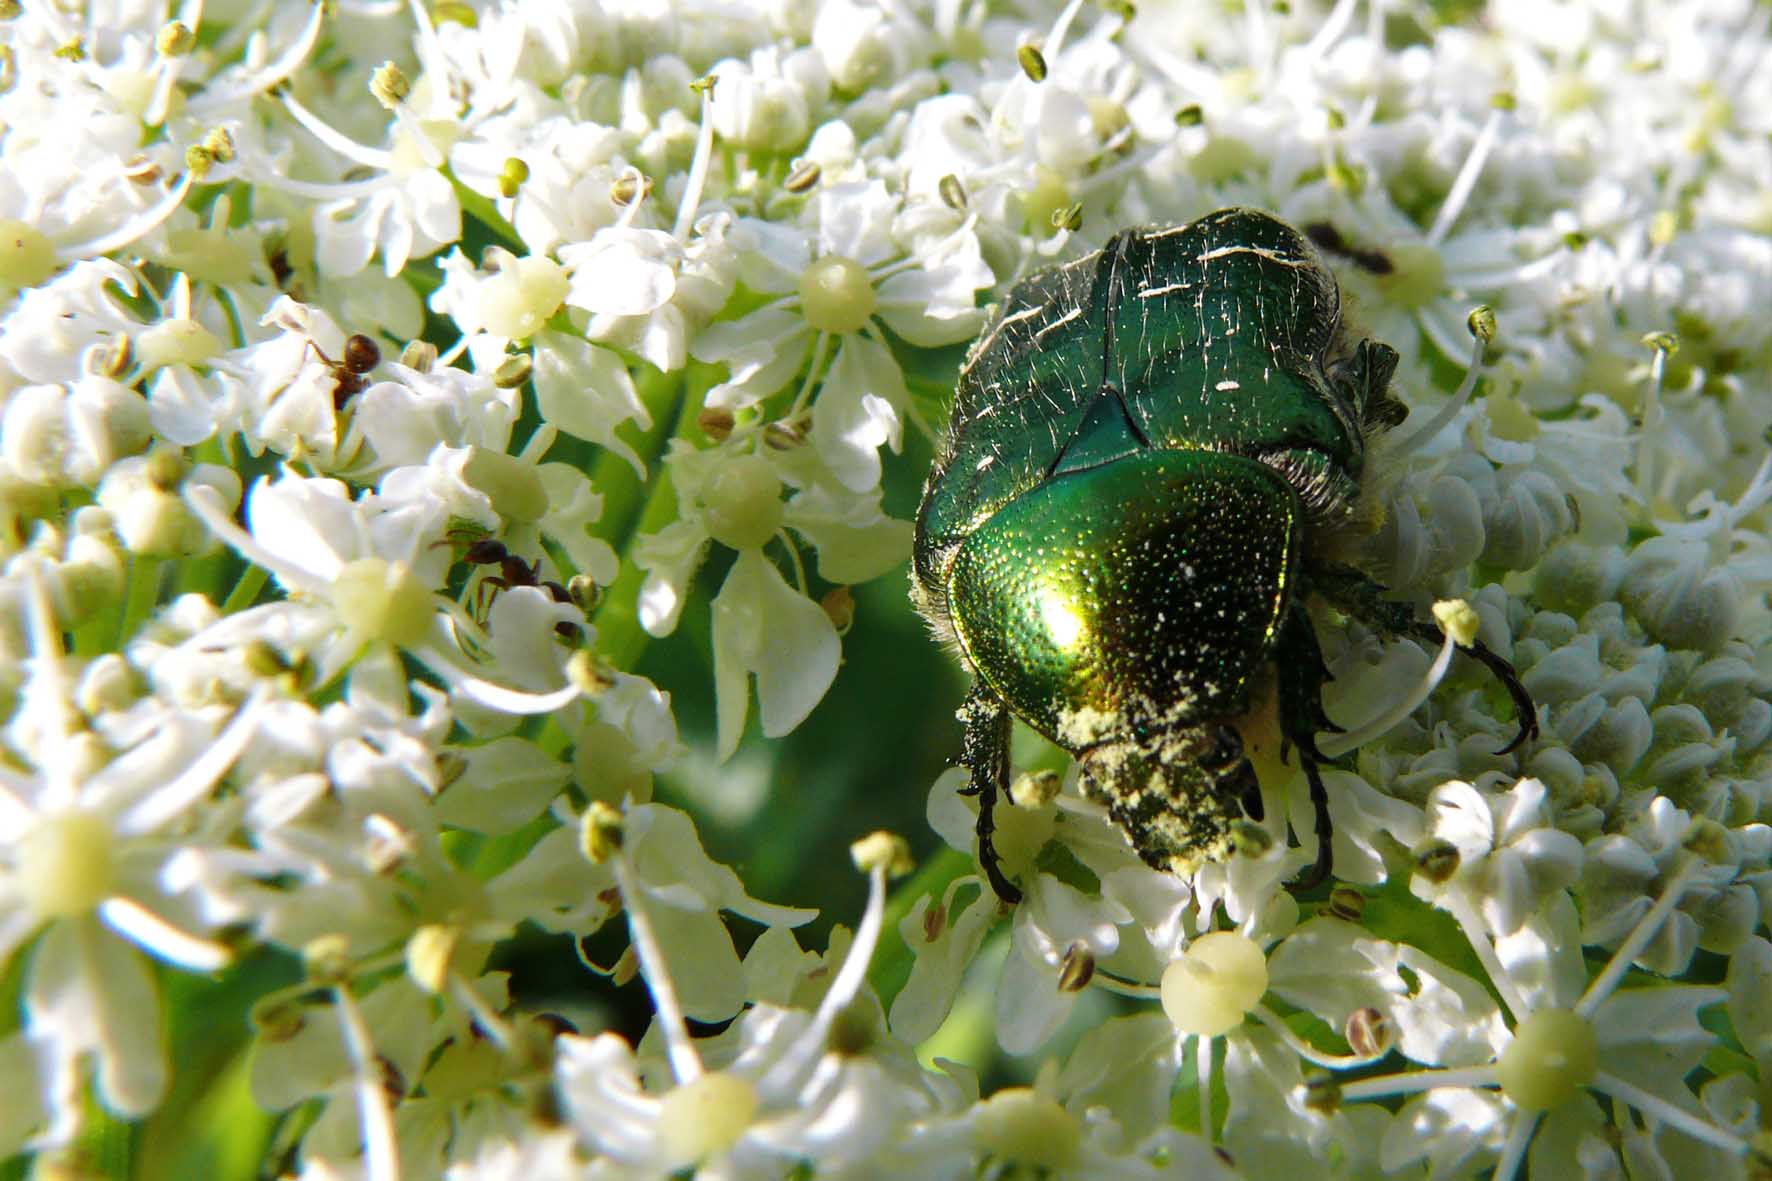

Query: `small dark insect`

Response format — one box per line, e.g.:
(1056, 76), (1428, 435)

(1303, 221), (1395, 275)
(912, 208), (1535, 905)
(267, 244), (295, 290)
(306, 333), (382, 410)
(452, 536), (582, 642)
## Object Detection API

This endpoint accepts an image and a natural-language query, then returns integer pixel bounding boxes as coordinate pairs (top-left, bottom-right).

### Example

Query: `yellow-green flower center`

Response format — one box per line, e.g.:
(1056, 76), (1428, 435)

(461, 447), (550, 524)
(799, 256), (877, 335)
(974, 1087), (1081, 1169)
(0, 218), (57, 288)
(703, 454), (785, 551)
(1160, 931), (1269, 1037)
(656, 1072), (760, 1167)
(1377, 242), (1447, 309)
(332, 558), (434, 649)
(18, 809), (117, 919)
(1496, 1008), (1597, 1111)
(138, 317), (224, 370)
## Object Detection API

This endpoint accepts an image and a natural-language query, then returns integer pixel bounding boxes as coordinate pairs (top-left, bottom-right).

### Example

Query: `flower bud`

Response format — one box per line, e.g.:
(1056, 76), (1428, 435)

(1480, 468), (1574, 571)
(1622, 541), (1742, 652)
(1693, 883), (1756, 954)
(76, 654), (139, 716)
(1521, 637), (1605, 705)
(1569, 697), (1652, 778)
(1421, 475), (1486, 572)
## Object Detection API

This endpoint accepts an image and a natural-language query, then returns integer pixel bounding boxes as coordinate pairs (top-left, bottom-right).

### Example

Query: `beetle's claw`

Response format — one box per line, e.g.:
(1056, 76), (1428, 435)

(1400, 621), (1540, 757)
(978, 841), (1023, 906)
(974, 779), (1022, 904)
(1460, 636), (1540, 756)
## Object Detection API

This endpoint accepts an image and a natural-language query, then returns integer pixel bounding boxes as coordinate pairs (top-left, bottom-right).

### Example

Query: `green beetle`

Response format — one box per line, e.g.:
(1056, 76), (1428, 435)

(912, 208), (1535, 904)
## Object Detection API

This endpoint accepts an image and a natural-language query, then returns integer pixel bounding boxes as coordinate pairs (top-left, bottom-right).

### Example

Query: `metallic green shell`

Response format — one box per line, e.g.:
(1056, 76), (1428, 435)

(915, 207), (1361, 597)
(946, 449), (1300, 744)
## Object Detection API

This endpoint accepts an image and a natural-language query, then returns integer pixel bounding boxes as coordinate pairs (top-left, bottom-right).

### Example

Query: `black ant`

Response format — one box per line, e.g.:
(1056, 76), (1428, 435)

(1303, 221), (1395, 275)
(447, 535), (584, 643)
(304, 333), (382, 410)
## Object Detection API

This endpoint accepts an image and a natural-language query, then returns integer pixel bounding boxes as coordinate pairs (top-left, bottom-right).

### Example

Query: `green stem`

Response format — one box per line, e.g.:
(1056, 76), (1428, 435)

(585, 363), (711, 673)
(116, 555), (164, 648)
(222, 563), (269, 614)
(445, 166), (525, 254)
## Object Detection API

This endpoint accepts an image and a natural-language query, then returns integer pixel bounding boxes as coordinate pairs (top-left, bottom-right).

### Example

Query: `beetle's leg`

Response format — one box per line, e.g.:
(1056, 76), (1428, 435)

(1401, 620), (1539, 754)
(1200, 724), (1263, 822)
(1272, 604), (1340, 889)
(1294, 755), (1334, 891)
(958, 684), (1021, 905)
(1310, 563), (1539, 754)
(1239, 774), (1265, 822)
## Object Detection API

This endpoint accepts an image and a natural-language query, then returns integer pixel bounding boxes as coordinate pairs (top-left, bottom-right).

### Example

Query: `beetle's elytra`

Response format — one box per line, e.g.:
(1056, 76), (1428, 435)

(912, 208), (1536, 904)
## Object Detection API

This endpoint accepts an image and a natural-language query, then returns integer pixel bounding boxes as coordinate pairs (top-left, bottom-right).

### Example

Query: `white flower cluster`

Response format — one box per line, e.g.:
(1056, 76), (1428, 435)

(0, 0), (1769, 1178)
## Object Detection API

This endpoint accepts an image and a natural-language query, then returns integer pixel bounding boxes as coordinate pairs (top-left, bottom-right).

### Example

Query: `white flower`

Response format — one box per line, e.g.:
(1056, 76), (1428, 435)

(710, 547), (840, 762)
(693, 179), (990, 491)
(0, 572), (242, 1143)
(705, 45), (830, 154)
(554, 822), (926, 1178)
(1412, 778), (1584, 937)
(633, 441), (909, 758)
(182, 471), (581, 717)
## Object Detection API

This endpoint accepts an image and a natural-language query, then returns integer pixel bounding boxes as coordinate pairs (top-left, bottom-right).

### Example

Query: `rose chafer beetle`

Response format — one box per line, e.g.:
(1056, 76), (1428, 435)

(912, 208), (1536, 904)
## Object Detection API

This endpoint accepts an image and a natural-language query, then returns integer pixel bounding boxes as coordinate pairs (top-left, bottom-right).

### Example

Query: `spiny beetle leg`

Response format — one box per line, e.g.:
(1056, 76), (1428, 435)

(1309, 563), (1539, 758)
(1274, 605), (1345, 889)
(1293, 753), (1333, 892)
(1276, 603), (1343, 766)
(959, 685), (1021, 905)
(1404, 620), (1540, 755)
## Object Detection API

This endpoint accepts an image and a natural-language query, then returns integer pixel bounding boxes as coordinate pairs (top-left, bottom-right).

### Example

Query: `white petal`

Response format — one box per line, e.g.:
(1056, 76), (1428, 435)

(531, 334), (650, 475)
(26, 917), (167, 1117)
(711, 550), (839, 760)
(809, 335), (906, 493)
(98, 897), (230, 972)
(1424, 780), (1496, 858)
